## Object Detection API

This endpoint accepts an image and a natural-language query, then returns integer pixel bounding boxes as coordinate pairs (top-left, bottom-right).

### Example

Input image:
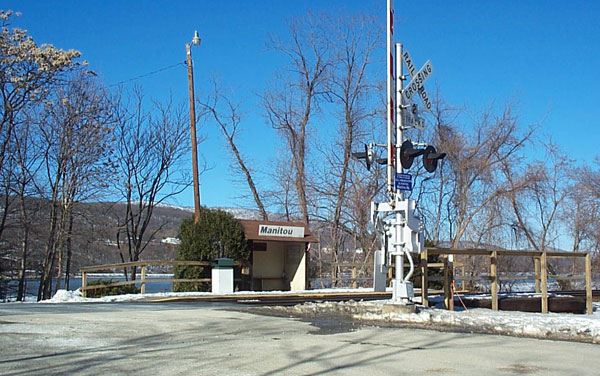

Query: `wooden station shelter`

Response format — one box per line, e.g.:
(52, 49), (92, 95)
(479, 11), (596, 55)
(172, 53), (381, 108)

(238, 219), (317, 292)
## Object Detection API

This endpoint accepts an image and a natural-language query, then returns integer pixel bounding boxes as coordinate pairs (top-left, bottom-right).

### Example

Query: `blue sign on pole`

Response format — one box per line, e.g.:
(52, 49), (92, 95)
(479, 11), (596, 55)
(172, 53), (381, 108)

(395, 172), (412, 191)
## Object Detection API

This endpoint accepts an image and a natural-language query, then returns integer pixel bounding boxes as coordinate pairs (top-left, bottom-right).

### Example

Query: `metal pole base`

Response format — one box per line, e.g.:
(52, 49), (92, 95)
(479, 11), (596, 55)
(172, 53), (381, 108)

(392, 280), (414, 304)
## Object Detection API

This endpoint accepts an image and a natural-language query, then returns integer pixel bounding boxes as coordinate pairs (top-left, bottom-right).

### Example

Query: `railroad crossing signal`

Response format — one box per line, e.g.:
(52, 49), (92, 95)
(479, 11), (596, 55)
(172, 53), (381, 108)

(400, 140), (446, 173)
(401, 60), (433, 104)
(400, 140), (424, 169)
(401, 50), (433, 111)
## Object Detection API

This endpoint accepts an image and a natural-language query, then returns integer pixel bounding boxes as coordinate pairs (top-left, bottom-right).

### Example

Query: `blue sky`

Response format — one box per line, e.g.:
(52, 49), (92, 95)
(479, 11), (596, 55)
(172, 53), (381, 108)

(5, 0), (600, 209)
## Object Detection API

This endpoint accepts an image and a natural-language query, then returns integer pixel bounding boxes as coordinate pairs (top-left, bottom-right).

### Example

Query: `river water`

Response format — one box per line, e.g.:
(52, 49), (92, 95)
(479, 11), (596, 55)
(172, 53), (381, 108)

(2, 274), (174, 301)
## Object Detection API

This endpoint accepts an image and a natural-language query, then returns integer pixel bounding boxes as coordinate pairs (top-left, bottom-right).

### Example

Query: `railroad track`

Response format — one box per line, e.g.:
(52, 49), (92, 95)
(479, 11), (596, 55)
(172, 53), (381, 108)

(550, 289), (600, 298)
(151, 291), (392, 305)
(150, 289), (599, 306)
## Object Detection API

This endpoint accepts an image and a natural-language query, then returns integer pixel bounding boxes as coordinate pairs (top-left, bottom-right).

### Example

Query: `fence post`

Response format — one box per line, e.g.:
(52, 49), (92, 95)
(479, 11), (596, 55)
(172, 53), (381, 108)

(352, 265), (357, 289)
(534, 256), (541, 293)
(421, 249), (428, 307)
(82, 272), (87, 298)
(443, 255), (454, 311)
(541, 251), (548, 314)
(141, 265), (146, 294)
(585, 253), (592, 315)
(491, 251), (498, 311)
(449, 256), (454, 311)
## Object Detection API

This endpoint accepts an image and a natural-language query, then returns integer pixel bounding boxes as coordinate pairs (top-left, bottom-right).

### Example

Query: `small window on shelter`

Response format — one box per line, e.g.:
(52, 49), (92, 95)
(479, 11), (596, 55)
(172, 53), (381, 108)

(253, 242), (267, 252)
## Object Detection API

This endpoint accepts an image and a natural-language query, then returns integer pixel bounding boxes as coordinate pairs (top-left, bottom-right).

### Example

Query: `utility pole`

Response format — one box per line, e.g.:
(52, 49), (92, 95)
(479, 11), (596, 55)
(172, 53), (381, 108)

(186, 31), (202, 223)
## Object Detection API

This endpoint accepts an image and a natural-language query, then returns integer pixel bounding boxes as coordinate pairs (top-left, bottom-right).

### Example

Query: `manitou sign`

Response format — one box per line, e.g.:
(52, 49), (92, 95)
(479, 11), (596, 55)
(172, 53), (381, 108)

(353, 0), (445, 304)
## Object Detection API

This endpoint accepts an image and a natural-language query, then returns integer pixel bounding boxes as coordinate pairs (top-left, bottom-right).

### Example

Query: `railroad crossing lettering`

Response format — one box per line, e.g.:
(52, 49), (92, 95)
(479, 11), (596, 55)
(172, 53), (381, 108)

(418, 88), (432, 111)
(405, 109), (425, 130)
(401, 50), (434, 110)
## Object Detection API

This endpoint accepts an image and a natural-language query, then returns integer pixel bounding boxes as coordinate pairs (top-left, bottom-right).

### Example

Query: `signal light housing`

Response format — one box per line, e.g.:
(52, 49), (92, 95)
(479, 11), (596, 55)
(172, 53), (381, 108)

(351, 143), (374, 171)
(400, 140), (425, 169)
(422, 145), (446, 173)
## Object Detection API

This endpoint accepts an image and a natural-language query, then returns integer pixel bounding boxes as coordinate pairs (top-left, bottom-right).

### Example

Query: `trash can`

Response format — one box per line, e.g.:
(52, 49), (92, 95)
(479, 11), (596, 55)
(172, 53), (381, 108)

(211, 258), (234, 294)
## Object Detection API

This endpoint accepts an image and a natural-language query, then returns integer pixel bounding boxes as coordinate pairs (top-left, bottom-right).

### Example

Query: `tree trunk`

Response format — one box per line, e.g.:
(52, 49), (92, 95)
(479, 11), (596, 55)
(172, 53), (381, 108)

(65, 213), (74, 290)
(54, 205), (69, 295)
(38, 199), (60, 301)
(17, 226), (29, 301)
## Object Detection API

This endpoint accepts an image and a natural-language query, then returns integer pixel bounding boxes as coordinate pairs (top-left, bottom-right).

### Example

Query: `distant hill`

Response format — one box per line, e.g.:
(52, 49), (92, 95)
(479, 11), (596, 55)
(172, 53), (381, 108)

(0, 200), (282, 276)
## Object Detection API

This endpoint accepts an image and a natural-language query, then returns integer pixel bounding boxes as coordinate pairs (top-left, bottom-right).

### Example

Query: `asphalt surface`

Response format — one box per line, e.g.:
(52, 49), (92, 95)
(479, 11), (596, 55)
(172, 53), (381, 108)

(1, 301), (599, 375)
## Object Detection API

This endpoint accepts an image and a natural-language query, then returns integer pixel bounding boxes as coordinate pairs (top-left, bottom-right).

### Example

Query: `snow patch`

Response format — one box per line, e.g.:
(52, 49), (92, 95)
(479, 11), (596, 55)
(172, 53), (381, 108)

(276, 299), (600, 344)
(41, 288), (600, 343)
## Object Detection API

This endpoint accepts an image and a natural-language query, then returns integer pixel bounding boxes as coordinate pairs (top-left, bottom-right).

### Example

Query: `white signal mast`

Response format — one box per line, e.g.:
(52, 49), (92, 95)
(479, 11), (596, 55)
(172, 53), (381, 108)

(359, 0), (444, 305)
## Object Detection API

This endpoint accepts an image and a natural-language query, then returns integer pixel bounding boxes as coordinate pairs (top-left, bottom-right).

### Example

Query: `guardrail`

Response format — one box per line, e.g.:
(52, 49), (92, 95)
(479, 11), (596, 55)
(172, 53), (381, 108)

(420, 248), (593, 315)
(80, 260), (242, 297)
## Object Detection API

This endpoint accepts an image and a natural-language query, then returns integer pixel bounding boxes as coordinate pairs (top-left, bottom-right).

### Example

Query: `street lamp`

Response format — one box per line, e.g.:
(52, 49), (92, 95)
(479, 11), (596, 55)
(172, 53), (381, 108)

(186, 30), (201, 223)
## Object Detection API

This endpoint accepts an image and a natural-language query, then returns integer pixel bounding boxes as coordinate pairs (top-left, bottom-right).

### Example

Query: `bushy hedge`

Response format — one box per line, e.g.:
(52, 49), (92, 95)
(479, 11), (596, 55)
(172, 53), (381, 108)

(174, 208), (250, 292)
(86, 279), (139, 298)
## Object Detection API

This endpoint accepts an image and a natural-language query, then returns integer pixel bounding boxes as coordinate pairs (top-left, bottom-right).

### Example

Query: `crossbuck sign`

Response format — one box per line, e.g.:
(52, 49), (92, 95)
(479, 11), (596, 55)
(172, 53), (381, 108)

(401, 51), (434, 110)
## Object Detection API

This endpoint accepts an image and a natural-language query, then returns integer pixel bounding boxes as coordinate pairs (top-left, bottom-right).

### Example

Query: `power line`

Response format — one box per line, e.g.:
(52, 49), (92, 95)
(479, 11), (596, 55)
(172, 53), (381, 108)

(107, 61), (186, 88)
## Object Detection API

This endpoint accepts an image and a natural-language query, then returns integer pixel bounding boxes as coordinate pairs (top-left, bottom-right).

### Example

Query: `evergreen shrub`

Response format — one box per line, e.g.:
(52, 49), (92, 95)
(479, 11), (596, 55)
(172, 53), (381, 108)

(174, 208), (250, 292)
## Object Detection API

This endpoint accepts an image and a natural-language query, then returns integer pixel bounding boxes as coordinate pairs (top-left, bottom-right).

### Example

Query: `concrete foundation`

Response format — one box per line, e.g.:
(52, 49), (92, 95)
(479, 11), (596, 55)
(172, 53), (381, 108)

(382, 302), (419, 314)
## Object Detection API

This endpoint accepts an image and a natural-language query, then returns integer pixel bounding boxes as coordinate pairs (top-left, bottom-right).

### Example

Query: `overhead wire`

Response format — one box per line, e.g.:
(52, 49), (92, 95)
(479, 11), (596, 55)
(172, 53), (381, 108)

(107, 61), (186, 88)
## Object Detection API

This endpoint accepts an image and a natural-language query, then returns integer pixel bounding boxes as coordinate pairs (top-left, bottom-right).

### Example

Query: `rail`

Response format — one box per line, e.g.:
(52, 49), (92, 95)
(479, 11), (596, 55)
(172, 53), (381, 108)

(80, 260), (242, 297)
(420, 248), (593, 315)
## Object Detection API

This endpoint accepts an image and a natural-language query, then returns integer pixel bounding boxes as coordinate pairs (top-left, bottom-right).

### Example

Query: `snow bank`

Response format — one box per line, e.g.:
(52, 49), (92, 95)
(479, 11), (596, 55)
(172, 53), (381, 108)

(42, 287), (376, 303)
(275, 300), (600, 344)
(42, 288), (600, 344)
(42, 289), (89, 303)
(41, 289), (153, 303)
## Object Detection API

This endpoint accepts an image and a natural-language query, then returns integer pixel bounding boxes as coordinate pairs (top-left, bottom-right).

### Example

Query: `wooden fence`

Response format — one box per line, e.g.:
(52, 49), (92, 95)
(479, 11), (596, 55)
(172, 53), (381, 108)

(80, 260), (241, 297)
(313, 260), (461, 291)
(310, 262), (373, 289)
(420, 248), (593, 315)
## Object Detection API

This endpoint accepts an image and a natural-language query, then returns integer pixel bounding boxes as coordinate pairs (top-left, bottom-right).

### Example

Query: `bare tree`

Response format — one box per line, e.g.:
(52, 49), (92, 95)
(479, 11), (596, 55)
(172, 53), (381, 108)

(500, 141), (575, 287)
(114, 88), (200, 280)
(344, 160), (387, 276)
(438, 105), (536, 248)
(565, 182), (594, 254)
(263, 13), (332, 225)
(35, 70), (116, 299)
(409, 89), (458, 245)
(501, 141), (571, 253)
(566, 159), (600, 255)
(11, 116), (43, 300)
(201, 83), (268, 220)
(406, 103), (536, 289)
(310, 13), (380, 283)
(268, 156), (298, 221)
(0, 10), (81, 242)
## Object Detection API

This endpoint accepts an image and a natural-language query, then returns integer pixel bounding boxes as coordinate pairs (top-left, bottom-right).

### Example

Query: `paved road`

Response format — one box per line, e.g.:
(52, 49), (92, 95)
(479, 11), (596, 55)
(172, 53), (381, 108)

(0, 302), (598, 375)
